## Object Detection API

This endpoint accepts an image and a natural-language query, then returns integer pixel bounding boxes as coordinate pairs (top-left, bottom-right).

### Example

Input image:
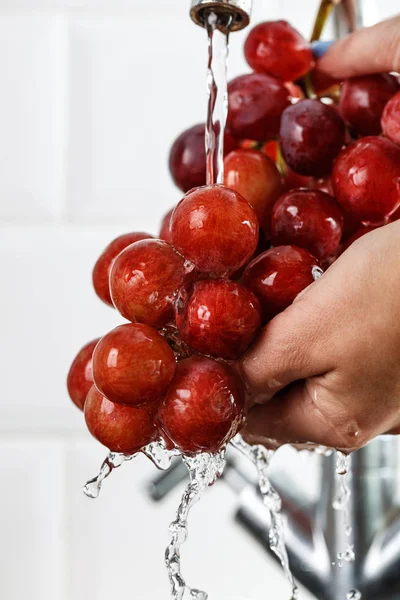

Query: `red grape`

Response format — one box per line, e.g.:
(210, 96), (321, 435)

(271, 189), (343, 260)
(227, 73), (291, 141)
(67, 338), (100, 411)
(170, 184), (259, 276)
(176, 279), (262, 360)
(159, 208), (174, 243)
(158, 356), (245, 454)
(84, 386), (157, 454)
(339, 74), (399, 137)
(224, 149), (283, 227)
(244, 20), (314, 82)
(169, 124), (236, 193)
(242, 246), (321, 320)
(110, 239), (192, 328)
(332, 136), (400, 224)
(92, 232), (152, 306)
(93, 323), (176, 407)
(382, 90), (400, 146)
(280, 99), (345, 176)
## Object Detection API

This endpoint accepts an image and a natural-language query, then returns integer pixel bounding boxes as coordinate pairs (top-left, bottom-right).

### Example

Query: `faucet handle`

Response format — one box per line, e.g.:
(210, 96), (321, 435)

(190, 0), (253, 32)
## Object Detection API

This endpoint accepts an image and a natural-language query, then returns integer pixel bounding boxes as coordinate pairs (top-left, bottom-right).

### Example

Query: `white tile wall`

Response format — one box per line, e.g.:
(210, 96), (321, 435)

(0, 1), (398, 599)
(0, 15), (68, 221)
(0, 436), (67, 600)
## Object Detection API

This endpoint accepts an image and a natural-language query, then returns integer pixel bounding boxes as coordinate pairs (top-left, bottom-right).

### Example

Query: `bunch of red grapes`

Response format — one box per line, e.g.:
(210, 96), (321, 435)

(67, 20), (400, 458)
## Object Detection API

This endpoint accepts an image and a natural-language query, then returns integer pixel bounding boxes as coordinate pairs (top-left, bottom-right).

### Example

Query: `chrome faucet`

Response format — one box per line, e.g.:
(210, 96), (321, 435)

(235, 437), (400, 599)
(190, 0), (253, 31)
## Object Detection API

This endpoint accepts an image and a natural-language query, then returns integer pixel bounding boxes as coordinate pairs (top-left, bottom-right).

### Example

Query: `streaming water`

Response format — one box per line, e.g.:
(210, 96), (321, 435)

(231, 435), (298, 600)
(205, 11), (231, 185)
(83, 438), (179, 499)
(165, 451), (226, 600)
(333, 451), (355, 567)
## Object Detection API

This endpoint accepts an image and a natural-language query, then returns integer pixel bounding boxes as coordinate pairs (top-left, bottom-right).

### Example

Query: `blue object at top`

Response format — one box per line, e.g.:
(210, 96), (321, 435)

(311, 40), (334, 59)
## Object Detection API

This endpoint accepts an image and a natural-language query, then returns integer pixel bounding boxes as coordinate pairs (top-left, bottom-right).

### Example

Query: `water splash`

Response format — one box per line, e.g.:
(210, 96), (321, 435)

(165, 451), (226, 600)
(333, 451), (355, 566)
(231, 435), (298, 599)
(83, 452), (135, 499)
(142, 438), (180, 470)
(346, 590), (362, 600)
(83, 438), (179, 499)
(205, 11), (231, 185)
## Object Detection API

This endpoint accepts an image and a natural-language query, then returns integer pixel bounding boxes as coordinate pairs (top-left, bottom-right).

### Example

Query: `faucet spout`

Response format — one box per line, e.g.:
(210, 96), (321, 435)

(190, 0), (253, 31)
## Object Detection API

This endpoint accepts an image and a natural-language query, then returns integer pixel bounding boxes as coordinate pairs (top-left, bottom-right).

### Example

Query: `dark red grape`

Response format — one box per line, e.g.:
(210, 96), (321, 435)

(270, 189), (343, 260)
(176, 279), (262, 360)
(280, 99), (345, 176)
(171, 184), (259, 276)
(227, 73), (291, 141)
(332, 136), (400, 224)
(242, 245), (321, 321)
(158, 356), (245, 454)
(93, 323), (176, 408)
(169, 124), (236, 193)
(339, 73), (399, 136)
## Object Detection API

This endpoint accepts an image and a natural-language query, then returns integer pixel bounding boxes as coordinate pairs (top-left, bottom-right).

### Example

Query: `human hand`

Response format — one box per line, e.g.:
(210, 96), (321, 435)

(316, 14), (400, 79)
(240, 221), (400, 452)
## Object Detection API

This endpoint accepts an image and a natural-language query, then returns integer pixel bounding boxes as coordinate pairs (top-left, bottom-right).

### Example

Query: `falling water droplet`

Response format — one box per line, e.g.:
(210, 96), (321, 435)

(83, 438), (179, 499)
(333, 451), (355, 566)
(346, 590), (362, 600)
(345, 525), (353, 537)
(83, 452), (135, 498)
(337, 546), (355, 564)
(336, 451), (349, 476)
(231, 435), (298, 600)
(165, 451), (226, 600)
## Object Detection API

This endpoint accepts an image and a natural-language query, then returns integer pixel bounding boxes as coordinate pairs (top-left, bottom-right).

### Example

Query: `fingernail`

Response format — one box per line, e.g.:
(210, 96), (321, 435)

(311, 40), (334, 59)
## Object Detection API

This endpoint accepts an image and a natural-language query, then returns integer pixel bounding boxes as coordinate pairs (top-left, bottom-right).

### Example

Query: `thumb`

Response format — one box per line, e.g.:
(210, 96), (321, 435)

(317, 15), (400, 79)
(240, 295), (333, 403)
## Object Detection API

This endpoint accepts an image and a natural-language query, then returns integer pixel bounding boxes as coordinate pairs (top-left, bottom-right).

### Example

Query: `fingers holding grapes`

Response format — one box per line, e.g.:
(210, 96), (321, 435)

(317, 16), (400, 79)
(241, 222), (400, 451)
